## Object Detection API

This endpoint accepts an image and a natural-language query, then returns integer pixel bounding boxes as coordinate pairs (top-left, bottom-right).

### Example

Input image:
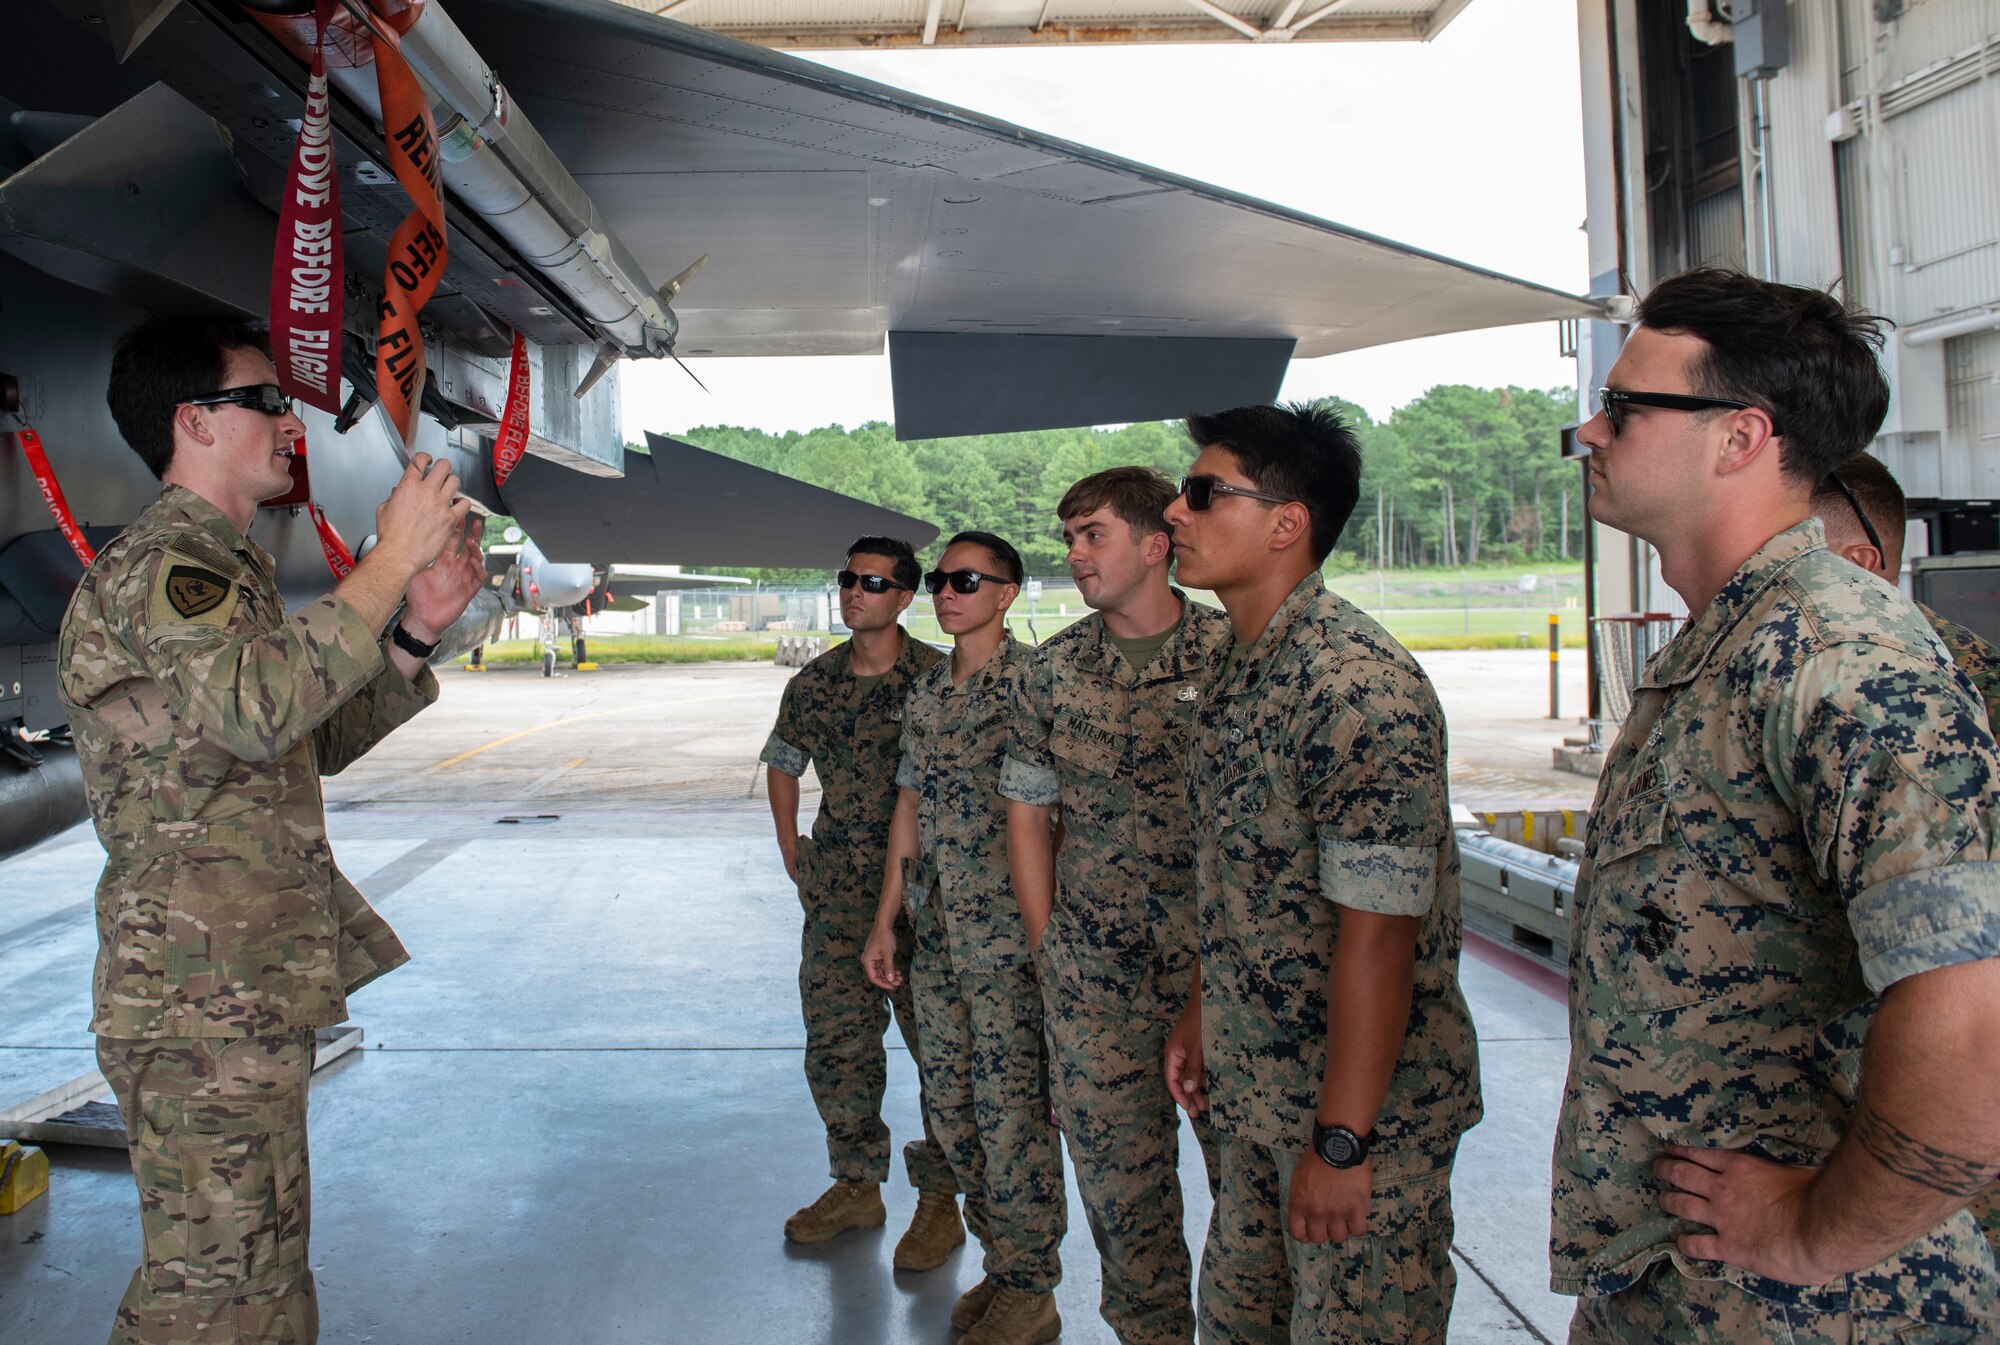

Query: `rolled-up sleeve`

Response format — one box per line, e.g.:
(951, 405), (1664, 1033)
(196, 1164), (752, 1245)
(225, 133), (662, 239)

(999, 756), (1059, 807)
(760, 678), (811, 777)
(760, 733), (809, 778)
(999, 652), (1059, 805)
(1299, 660), (1449, 915)
(1851, 862), (2000, 992)
(1772, 643), (2000, 990)
(1319, 837), (1439, 917)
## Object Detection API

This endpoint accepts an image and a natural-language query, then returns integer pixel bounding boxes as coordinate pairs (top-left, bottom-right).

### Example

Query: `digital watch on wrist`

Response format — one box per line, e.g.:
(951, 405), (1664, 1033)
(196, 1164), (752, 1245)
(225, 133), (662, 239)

(1311, 1122), (1370, 1170)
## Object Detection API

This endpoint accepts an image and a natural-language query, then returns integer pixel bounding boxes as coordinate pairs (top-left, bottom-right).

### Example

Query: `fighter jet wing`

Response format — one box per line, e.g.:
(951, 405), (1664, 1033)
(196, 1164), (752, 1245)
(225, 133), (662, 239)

(605, 567), (753, 590)
(499, 433), (941, 567)
(446, 0), (1602, 438)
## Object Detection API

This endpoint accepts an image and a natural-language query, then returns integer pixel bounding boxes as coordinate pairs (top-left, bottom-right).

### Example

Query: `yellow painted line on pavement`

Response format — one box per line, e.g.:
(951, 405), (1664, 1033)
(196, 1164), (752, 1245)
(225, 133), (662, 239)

(428, 702), (672, 771)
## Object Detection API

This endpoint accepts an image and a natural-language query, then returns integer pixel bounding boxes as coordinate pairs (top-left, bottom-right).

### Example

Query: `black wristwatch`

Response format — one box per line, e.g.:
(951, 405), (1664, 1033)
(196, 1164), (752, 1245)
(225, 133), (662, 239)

(391, 622), (439, 659)
(1311, 1122), (1370, 1169)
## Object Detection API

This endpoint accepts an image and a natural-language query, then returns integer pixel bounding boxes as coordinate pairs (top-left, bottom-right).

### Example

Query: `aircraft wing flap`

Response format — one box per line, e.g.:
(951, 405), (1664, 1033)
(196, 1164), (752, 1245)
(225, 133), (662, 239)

(500, 433), (940, 569)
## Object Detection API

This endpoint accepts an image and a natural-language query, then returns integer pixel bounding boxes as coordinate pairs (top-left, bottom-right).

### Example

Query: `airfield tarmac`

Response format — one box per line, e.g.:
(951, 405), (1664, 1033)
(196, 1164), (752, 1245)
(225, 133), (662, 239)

(0, 651), (1586, 1343)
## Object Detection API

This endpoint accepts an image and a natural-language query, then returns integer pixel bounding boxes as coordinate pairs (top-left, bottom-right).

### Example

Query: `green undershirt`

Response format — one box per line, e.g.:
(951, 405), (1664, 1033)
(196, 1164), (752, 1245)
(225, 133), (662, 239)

(853, 672), (885, 696)
(1108, 625), (1174, 674)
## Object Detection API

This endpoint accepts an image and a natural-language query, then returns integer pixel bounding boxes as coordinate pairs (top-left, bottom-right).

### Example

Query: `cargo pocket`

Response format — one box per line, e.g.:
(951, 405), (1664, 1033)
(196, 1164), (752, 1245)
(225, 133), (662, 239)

(1582, 785), (1752, 1014)
(902, 855), (936, 916)
(793, 836), (819, 906)
(1293, 1162), (1456, 1340)
(142, 1093), (307, 1297)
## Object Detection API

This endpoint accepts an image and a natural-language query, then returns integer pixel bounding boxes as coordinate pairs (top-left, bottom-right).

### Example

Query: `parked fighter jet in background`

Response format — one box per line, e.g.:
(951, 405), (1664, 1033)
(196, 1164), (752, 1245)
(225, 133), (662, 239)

(0, 0), (1598, 862)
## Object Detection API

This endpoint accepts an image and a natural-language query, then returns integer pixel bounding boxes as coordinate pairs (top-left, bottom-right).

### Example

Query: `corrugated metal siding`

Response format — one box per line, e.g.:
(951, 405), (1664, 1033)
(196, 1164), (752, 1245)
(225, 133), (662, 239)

(1947, 327), (2000, 495)
(1834, 135), (1875, 305)
(1886, 77), (2000, 323)
(1768, 0), (1844, 287)
(1691, 186), (1747, 270)
(1871, 0), (1996, 84)
(1824, 1), (2000, 326)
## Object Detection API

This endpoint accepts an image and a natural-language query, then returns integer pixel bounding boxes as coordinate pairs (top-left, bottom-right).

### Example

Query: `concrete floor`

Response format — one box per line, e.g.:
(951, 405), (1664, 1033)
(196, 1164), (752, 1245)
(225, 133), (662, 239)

(0, 657), (1577, 1343)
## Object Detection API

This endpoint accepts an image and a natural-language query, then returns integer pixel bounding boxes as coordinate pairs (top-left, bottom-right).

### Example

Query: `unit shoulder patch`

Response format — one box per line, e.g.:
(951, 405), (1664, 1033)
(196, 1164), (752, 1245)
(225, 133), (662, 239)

(149, 549), (242, 627)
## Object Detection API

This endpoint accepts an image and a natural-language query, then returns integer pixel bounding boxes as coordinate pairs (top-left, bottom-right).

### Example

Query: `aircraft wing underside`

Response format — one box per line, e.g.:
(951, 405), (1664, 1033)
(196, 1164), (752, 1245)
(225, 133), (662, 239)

(455, 0), (1599, 436)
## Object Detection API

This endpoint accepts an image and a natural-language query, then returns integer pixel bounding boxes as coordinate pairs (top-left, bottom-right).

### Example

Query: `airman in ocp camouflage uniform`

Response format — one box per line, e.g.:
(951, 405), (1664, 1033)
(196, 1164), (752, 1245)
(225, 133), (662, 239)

(1812, 453), (2000, 1267)
(1000, 467), (1231, 1345)
(60, 316), (484, 1345)
(1162, 405), (1481, 1345)
(761, 535), (965, 1266)
(864, 532), (1066, 1345)
(1560, 272), (2000, 1342)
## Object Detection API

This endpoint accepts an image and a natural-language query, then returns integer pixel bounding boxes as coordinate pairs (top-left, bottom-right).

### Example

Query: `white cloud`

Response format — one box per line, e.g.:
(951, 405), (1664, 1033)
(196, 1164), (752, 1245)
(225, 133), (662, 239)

(621, 1), (1586, 440)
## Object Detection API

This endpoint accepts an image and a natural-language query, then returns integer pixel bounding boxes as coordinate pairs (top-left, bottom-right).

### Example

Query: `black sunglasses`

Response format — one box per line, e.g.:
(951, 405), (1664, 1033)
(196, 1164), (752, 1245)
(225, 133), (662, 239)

(837, 570), (909, 594)
(923, 568), (1014, 596)
(1827, 473), (1887, 559)
(186, 383), (294, 417)
(1177, 474), (1292, 511)
(1595, 387), (1779, 438)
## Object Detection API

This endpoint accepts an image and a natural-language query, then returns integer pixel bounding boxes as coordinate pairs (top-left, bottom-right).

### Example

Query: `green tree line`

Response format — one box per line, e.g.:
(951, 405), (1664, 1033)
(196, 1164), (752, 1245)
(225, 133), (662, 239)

(650, 384), (1581, 581)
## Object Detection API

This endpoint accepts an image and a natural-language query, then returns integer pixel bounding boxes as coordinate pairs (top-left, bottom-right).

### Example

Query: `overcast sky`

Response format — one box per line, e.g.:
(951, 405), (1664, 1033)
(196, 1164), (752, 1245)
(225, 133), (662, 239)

(619, 1), (1588, 439)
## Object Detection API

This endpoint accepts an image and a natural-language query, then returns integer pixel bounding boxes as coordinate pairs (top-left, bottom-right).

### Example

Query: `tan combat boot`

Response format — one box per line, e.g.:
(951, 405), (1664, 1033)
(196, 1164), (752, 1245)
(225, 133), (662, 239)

(959, 1286), (1060, 1345)
(783, 1180), (886, 1244)
(893, 1190), (965, 1271)
(950, 1276), (999, 1332)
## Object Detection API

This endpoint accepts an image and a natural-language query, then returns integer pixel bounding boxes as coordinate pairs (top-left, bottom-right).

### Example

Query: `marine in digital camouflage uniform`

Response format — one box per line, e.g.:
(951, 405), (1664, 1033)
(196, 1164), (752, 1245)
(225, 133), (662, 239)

(1560, 274), (2000, 1342)
(1813, 453), (2000, 1265)
(1163, 406), (1482, 1345)
(59, 317), (482, 1345)
(1555, 520), (2000, 1339)
(864, 532), (1066, 1345)
(760, 541), (963, 1255)
(1182, 574), (1481, 1344)
(1000, 467), (1232, 1345)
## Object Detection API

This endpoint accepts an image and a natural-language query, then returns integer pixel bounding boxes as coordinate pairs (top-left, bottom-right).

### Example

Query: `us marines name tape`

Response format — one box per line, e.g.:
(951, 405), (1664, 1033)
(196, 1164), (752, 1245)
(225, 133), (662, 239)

(269, 0), (344, 417)
(13, 425), (95, 567)
(491, 330), (531, 486)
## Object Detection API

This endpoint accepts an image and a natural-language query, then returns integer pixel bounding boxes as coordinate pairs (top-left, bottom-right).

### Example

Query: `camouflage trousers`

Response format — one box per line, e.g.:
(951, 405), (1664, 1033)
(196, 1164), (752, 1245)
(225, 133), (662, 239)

(911, 939), (1066, 1293)
(1042, 942), (1219, 1345)
(97, 1032), (317, 1345)
(1197, 1133), (1457, 1345)
(1569, 1259), (1992, 1344)
(797, 837), (953, 1192)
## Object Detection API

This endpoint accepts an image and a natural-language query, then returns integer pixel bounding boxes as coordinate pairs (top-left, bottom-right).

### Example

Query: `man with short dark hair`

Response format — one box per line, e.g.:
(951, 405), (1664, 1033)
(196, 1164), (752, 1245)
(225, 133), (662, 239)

(1002, 465), (1231, 1345)
(62, 314), (485, 1343)
(1811, 452), (2000, 733)
(1557, 269), (2000, 1340)
(1810, 451), (2000, 1262)
(1160, 403), (1481, 1344)
(761, 535), (966, 1265)
(863, 531), (1067, 1345)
